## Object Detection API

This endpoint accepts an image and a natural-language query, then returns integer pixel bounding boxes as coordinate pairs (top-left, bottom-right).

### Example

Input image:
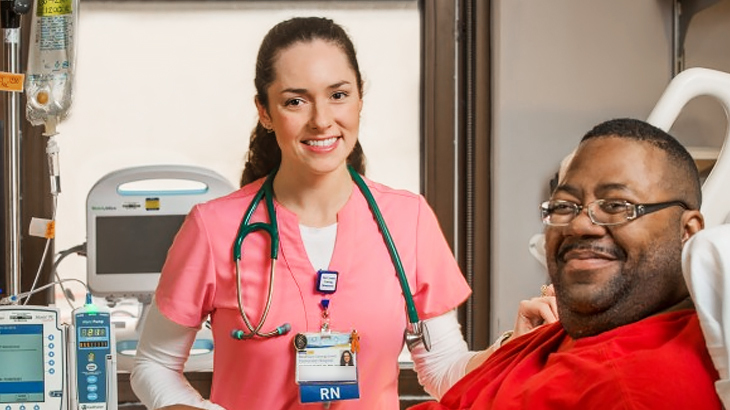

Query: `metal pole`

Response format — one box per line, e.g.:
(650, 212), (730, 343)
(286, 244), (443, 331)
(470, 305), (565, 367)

(673, 0), (683, 77)
(2, 0), (24, 301)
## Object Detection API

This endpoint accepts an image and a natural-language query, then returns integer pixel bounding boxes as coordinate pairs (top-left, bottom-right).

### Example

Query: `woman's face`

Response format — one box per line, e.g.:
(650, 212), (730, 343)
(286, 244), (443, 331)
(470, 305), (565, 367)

(343, 352), (351, 362)
(257, 39), (362, 178)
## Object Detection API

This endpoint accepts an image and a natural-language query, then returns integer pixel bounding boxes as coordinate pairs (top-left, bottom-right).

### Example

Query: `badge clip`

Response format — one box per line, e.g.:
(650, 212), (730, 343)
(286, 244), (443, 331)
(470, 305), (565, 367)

(316, 270), (339, 294)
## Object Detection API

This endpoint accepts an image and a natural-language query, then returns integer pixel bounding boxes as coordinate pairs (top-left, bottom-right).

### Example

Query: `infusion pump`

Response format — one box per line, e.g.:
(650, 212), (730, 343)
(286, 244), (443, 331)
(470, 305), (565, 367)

(0, 304), (117, 410)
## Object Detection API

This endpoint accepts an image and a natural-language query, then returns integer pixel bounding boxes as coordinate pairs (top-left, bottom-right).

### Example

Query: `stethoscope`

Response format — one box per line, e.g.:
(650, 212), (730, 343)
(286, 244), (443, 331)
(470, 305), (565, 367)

(230, 165), (431, 352)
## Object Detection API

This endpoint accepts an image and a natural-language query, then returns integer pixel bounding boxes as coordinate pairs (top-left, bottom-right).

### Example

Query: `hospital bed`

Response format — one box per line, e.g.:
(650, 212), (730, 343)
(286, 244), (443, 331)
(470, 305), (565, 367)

(649, 67), (730, 407)
(647, 67), (730, 228)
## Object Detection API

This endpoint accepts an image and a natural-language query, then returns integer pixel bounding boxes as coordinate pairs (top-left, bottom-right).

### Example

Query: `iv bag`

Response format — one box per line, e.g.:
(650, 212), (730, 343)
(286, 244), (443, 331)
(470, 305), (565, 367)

(25, 0), (79, 135)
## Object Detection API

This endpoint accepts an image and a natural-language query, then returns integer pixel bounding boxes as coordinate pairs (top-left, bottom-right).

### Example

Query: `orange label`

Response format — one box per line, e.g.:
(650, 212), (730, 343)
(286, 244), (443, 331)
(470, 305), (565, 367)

(0, 72), (24, 92)
(45, 220), (56, 239)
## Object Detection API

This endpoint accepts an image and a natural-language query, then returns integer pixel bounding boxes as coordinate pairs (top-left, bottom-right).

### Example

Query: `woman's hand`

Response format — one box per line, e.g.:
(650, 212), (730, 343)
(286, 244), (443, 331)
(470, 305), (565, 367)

(510, 284), (558, 341)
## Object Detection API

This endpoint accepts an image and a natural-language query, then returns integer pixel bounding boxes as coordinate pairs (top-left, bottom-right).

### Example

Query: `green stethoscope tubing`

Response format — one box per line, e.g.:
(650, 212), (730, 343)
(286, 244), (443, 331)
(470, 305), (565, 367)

(234, 170), (279, 260)
(232, 165), (422, 339)
(346, 166), (419, 324)
(232, 171), (283, 338)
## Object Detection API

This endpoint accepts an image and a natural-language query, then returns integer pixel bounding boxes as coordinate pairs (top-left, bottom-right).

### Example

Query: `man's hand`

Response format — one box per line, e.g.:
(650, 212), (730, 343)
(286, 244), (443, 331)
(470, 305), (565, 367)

(511, 284), (558, 341)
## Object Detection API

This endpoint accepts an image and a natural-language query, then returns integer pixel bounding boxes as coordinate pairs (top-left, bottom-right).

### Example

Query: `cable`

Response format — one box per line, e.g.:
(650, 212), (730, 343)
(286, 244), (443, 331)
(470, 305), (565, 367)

(2, 277), (89, 306)
(23, 195), (57, 305)
(51, 242), (87, 309)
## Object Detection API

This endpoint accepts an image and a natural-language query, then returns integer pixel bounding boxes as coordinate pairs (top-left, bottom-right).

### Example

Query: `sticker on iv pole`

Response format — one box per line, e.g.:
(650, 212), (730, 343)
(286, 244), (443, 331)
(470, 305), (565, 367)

(316, 270), (339, 294)
(294, 331), (359, 403)
(0, 72), (24, 92)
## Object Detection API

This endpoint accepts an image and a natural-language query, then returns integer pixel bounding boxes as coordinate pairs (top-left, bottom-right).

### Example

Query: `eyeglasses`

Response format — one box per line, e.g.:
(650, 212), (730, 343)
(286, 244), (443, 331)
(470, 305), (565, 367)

(540, 199), (689, 227)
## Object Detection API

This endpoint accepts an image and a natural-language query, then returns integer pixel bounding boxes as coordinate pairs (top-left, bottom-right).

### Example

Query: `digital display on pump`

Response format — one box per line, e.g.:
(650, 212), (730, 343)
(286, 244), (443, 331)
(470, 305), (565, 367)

(80, 327), (107, 338)
(0, 324), (45, 403)
(78, 326), (109, 349)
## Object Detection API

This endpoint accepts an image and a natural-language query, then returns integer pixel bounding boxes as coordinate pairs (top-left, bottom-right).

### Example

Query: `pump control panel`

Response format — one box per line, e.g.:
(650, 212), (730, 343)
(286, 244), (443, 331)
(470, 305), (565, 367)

(0, 306), (65, 410)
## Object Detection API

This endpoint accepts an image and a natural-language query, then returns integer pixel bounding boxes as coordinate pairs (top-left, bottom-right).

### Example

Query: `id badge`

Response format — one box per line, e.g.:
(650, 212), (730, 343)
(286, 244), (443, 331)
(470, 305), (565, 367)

(294, 331), (360, 403)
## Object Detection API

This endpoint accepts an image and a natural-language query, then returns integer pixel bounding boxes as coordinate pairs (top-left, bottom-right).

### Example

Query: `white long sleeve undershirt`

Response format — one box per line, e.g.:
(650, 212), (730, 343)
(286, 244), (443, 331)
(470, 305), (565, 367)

(130, 300), (226, 410)
(411, 309), (479, 399)
(131, 303), (476, 407)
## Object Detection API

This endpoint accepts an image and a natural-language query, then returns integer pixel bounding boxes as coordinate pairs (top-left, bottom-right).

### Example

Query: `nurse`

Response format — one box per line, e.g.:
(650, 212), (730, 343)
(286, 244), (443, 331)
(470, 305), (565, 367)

(131, 17), (556, 410)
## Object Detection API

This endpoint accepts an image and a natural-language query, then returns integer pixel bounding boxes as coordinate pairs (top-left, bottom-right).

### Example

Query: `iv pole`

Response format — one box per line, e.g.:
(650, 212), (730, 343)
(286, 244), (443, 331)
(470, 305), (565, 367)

(2, 0), (30, 301)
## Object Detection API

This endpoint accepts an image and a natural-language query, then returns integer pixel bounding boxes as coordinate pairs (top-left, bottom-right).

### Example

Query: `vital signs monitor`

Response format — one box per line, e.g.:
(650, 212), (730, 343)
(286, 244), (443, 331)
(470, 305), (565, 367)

(86, 165), (234, 298)
(85, 165), (234, 373)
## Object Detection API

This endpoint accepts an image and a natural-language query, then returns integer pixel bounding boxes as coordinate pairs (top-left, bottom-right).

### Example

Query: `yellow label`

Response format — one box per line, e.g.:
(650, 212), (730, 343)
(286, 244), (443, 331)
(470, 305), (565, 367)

(145, 198), (161, 211)
(0, 72), (25, 92)
(37, 0), (72, 17)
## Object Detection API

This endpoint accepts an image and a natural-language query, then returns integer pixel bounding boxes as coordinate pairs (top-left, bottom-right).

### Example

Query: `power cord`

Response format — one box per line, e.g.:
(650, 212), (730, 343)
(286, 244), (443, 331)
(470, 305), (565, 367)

(51, 242), (87, 310)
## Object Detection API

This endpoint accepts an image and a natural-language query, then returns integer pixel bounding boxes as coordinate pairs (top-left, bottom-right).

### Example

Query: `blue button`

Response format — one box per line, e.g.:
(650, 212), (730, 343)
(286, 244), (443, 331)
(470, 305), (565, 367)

(6, 405), (11, 410)
(87, 393), (98, 401)
(87, 384), (98, 392)
(87, 375), (98, 384)
(49, 368), (55, 374)
(49, 359), (55, 366)
(34, 406), (40, 410)
(48, 334), (54, 341)
(49, 343), (54, 349)
(20, 406), (26, 410)
(49, 351), (55, 357)
(86, 363), (98, 372)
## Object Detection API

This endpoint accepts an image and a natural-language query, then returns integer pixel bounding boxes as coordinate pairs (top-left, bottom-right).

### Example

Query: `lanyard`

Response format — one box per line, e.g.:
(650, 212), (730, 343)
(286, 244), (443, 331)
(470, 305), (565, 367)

(231, 166), (430, 351)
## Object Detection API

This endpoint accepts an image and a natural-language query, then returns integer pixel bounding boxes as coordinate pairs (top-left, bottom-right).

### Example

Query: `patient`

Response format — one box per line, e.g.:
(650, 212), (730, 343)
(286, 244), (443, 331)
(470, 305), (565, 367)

(410, 118), (722, 409)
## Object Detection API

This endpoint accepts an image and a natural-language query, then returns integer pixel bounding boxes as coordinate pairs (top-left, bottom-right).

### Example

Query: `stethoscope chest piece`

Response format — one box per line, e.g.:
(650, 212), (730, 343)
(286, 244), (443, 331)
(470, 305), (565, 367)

(405, 321), (431, 352)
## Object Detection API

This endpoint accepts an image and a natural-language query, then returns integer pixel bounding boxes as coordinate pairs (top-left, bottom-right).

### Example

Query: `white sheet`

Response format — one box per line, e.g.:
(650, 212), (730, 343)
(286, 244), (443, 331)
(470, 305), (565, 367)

(682, 224), (730, 408)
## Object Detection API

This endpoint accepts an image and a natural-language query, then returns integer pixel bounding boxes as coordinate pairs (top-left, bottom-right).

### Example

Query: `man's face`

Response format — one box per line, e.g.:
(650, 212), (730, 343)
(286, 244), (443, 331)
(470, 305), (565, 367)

(545, 137), (690, 338)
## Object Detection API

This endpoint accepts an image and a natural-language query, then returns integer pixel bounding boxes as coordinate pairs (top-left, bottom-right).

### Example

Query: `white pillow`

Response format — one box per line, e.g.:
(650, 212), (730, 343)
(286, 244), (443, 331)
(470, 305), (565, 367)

(682, 224), (730, 408)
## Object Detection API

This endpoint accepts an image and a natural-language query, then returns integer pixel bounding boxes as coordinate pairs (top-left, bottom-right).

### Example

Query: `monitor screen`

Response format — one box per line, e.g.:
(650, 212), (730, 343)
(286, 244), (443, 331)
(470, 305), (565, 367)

(0, 324), (45, 403)
(95, 215), (186, 275)
(85, 165), (235, 297)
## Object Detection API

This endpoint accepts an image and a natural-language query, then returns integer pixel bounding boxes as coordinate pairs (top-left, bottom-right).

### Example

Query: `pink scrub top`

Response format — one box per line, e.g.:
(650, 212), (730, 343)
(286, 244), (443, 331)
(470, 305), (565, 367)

(155, 176), (471, 409)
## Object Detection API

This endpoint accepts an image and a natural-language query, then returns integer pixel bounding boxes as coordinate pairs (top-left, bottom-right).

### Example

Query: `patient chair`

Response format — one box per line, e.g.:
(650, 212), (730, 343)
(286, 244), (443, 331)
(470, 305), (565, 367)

(648, 67), (730, 407)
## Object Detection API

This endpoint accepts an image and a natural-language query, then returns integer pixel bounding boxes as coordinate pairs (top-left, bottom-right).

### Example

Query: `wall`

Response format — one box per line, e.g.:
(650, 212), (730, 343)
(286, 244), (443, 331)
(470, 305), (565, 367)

(671, 0), (730, 150)
(491, 0), (672, 336)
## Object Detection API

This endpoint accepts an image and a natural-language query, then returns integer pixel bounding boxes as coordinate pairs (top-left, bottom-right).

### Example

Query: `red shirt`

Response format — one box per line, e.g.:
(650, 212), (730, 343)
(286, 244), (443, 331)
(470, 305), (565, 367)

(411, 310), (721, 410)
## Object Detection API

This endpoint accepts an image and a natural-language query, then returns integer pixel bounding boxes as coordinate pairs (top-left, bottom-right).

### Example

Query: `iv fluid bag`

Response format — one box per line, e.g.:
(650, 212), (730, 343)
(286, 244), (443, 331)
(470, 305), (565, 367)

(25, 0), (79, 131)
